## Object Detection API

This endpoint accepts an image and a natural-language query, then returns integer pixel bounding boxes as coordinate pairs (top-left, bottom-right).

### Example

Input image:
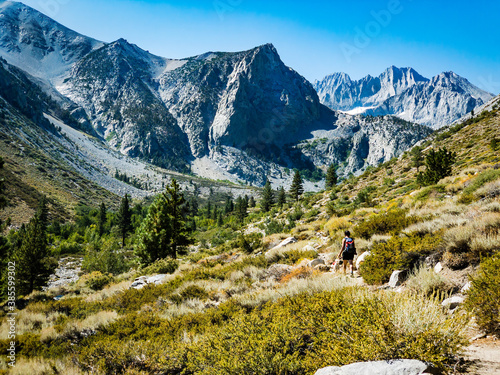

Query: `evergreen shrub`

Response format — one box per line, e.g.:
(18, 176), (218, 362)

(465, 253), (500, 335)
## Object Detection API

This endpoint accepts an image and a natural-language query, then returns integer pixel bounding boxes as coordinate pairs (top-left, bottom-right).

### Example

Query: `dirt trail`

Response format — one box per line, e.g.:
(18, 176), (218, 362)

(465, 338), (500, 374)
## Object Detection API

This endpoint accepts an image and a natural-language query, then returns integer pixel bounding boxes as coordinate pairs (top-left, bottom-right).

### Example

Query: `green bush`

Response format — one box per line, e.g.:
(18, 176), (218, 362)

(465, 253), (500, 335)
(415, 185), (446, 201)
(354, 208), (411, 239)
(141, 258), (179, 275)
(178, 285), (209, 301)
(275, 249), (319, 265)
(82, 239), (130, 275)
(237, 232), (263, 254)
(185, 289), (466, 374)
(356, 186), (376, 205)
(85, 271), (113, 291)
(262, 219), (285, 235)
(360, 234), (441, 285)
(53, 241), (84, 255)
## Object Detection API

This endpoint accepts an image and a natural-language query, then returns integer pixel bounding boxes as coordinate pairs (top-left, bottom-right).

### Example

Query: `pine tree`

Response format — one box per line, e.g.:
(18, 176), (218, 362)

(136, 179), (192, 264)
(290, 170), (304, 202)
(411, 146), (424, 172)
(206, 201), (212, 219)
(234, 196), (248, 222)
(325, 164), (338, 189)
(14, 201), (56, 295)
(260, 179), (274, 212)
(248, 196), (256, 208)
(36, 195), (49, 232)
(118, 194), (132, 247)
(224, 196), (234, 214)
(165, 179), (192, 259)
(217, 212), (224, 227)
(98, 202), (107, 236)
(417, 147), (456, 186)
(277, 186), (286, 208)
(135, 193), (172, 265)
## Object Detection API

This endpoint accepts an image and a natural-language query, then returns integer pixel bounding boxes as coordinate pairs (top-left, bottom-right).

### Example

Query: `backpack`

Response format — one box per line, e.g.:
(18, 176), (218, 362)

(343, 237), (356, 256)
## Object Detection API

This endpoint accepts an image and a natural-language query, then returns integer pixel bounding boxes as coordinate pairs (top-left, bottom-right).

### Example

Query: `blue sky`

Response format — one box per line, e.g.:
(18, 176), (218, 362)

(18, 0), (500, 93)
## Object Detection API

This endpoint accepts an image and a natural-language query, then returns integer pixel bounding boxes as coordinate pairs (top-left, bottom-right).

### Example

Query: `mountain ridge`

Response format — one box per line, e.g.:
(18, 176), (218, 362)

(314, 66), (493, 128)
(0, 2), (443, 185)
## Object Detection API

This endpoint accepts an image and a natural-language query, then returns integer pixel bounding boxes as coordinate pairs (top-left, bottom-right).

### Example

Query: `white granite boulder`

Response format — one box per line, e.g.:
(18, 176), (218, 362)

(355, 251), (371, 270)
(314, 359), (437, 375)
(389, 270), (407, 288)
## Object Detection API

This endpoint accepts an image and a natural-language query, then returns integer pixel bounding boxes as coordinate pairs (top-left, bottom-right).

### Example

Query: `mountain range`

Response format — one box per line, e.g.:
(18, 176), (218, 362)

(0, 1), (490, 188)
(314, 66), (493, 129)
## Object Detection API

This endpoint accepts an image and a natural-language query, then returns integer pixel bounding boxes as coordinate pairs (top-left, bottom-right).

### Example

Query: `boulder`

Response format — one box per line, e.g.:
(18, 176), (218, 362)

(303, 244), (316, 252)
(442, 295), (465, 310)
(308, 258), (325, 268)
(264, 264), (293, 281)
(355, 251), (370, 270)
(315, 264), (331, 272)
(424, 253), (440, 267)
(314, 359), (437, 375)
(270, 237), (297, 251)
(461, 281), (472, 293)
(319, 252), (337, 265)
(434, 262), (443, 273)
(130, 274), (167, 290)
(389, 270), (407, 288)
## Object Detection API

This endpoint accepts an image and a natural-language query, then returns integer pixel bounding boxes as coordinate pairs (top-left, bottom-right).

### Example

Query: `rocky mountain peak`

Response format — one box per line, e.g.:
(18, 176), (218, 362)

(0, 0), (103, 83)
(315, 66), (493, 128)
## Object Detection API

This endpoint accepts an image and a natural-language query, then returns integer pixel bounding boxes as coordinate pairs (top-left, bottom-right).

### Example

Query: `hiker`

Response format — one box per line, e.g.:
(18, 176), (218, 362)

(337, 230), (356, 275)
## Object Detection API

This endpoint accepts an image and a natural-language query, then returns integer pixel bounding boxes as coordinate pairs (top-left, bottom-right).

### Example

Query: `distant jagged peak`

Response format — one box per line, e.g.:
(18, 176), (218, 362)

(379, 65), (428, 85)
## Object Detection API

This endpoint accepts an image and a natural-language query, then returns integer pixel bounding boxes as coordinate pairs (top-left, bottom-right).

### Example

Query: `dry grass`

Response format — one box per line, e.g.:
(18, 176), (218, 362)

(483, 201), (500, 212)
(405, 265), (453, 296)
(40, 311), (119, 342)
(279, 267), (315, 284)
(383, 291), (467, 339)
(470, 234), (500, 254)
(0, 310), (64, 339)
(1, 357), (84, 375)
(159, 298), (207, 319)
(264, 239), (316, 261)
(84, 279), (133, 302)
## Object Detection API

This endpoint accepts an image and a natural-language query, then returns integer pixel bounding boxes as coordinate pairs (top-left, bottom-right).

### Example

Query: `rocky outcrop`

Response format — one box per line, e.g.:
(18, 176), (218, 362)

(130, 274), (168, 290)
(45, 257), (83, 290)
(355, 251), (370, 270)
(315, 66), (493, 129)
(441, 295), (465, 310)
